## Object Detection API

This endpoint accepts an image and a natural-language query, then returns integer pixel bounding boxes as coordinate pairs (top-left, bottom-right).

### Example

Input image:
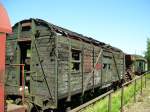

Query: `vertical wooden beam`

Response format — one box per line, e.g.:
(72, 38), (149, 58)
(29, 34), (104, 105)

(17, 23), (21, 91)
(121, 86), (124, 112)
(55, 34), (58, 107)
(108, 92), (112, 112)
(67, 38), (71, 102)
(134, 79), (136, 102)
(145, 74), (146, 88)
(92, 46), (95, 91)
(21, 65), (25, 103)
(141, 76), (143, 95)
(100, 49), (103, 87)
(81, 45), (84, 102)
(123, 54), (125, 80)
(17, 23), (21, 39)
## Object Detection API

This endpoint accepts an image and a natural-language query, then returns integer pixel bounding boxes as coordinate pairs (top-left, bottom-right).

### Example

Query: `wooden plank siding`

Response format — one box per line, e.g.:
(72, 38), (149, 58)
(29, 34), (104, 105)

(5, 19), (125, 110)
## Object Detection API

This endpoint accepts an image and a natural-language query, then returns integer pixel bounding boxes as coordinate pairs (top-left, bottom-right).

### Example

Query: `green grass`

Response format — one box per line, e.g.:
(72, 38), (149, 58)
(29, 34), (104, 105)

(80, 74), (150, 112)
(146, 73), (150, 79)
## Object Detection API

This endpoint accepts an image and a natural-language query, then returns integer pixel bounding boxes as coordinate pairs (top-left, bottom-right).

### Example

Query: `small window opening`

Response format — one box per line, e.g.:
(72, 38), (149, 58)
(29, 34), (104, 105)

(103, 63), (107, 69)
(71, 49), (81, 72)
(72, 62), (80, 71)
(103, 63), (111, 70)
(108, 64), (111, 69)
(22, 26), (31, 31)
(139, 62), (142, 67)
(72, 49), (80, 60)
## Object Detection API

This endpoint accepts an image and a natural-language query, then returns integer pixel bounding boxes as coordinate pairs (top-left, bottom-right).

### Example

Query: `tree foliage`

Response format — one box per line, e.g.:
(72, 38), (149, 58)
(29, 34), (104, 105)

(145, 38), (150, 70)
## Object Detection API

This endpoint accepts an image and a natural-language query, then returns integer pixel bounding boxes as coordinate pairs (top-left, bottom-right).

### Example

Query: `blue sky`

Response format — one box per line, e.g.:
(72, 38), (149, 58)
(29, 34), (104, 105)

(1, 0), (150, 55)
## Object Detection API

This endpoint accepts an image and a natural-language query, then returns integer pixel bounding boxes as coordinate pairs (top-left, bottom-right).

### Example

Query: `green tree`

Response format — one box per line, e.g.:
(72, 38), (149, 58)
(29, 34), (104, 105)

(145, 38), (150, 70)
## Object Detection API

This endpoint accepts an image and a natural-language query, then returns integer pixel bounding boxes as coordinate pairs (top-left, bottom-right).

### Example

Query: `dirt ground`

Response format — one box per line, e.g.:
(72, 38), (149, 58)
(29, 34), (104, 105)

(124, 78), (150, 112)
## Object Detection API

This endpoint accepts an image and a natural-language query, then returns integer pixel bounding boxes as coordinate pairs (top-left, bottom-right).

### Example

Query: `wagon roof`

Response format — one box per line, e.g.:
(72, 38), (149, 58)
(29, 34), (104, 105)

(13, 18), (123, 52)
(132, 55), (147, 62)
(0, 3), (12, 33)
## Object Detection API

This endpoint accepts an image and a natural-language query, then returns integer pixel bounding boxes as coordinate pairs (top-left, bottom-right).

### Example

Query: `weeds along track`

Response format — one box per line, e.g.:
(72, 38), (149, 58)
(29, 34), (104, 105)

(69, 73), (150, 112)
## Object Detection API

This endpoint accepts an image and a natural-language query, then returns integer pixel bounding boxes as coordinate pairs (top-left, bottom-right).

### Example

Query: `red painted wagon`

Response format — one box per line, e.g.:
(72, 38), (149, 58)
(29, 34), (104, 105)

(0, 3), (12, 112)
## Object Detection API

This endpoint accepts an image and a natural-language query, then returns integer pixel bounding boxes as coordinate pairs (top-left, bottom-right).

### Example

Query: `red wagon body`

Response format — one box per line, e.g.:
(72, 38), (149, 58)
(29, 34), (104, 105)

(0, 3), (12, 112)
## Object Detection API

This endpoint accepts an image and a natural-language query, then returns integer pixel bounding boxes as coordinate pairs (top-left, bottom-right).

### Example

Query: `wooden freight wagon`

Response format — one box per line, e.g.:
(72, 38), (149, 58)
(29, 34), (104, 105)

(5, 19), (125, 111)
(125, 54), (147, 77)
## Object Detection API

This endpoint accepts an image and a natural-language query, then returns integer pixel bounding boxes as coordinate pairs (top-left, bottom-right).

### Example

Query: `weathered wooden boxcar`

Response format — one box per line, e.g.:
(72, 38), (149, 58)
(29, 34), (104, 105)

(125, 54), (147, 77)
(6, 19), (125, 111)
